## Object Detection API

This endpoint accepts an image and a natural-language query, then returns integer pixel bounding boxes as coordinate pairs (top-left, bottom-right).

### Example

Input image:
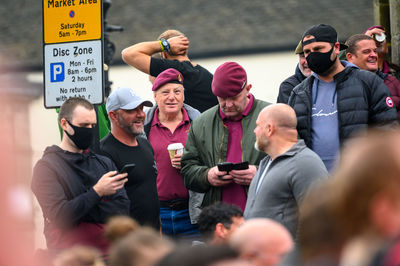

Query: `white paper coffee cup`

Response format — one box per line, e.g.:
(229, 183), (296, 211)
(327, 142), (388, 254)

(167, 143), (184, 160)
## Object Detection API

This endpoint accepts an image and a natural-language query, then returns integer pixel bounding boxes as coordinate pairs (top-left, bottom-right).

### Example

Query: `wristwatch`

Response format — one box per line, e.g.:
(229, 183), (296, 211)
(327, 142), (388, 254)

(160, 38), (171, 53)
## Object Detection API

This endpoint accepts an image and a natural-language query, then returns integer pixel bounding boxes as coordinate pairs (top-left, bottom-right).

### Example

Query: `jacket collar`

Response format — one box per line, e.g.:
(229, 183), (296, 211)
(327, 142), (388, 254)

(264, 139), (306, 163)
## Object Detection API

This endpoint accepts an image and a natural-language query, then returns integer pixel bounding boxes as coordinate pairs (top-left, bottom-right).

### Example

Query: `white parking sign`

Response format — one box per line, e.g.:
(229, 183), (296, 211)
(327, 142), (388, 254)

(44, 40), (103, 108)
(42, 0), (103, 108)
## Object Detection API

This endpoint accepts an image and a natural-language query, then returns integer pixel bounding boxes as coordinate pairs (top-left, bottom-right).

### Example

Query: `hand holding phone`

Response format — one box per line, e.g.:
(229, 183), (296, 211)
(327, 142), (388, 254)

(120, 163), (136, 174)
(217, 161), (249, 173)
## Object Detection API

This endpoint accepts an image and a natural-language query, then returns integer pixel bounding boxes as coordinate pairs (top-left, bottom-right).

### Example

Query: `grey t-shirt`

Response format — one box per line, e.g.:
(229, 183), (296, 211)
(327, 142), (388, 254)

(311, 75), (339, 171)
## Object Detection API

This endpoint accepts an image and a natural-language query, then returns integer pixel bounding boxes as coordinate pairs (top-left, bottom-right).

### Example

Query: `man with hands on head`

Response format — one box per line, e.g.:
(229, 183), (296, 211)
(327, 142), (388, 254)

(181, 62), (270, 211)
(31, 97), (130, 255)
(121, 29), (218, 112)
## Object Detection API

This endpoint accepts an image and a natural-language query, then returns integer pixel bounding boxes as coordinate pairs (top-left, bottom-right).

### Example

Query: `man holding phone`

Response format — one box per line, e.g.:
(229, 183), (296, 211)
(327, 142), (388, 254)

(181, 62), (270, 211)
(31, 98), (130, 254)
(100, 88), (160, 230)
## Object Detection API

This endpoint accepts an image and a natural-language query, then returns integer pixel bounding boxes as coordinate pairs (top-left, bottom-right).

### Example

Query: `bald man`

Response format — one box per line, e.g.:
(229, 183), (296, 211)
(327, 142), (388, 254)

(244, 104), (328, 239)
(230, 218), (294, 266)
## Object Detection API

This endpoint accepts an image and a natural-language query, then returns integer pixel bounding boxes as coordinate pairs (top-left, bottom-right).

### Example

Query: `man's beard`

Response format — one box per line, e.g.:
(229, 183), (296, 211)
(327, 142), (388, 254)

(254, 137), (268, 152)
(117, 116), (144, 137)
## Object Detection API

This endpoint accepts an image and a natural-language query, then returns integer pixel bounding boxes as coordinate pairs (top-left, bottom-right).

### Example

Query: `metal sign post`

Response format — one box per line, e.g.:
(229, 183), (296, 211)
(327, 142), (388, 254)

(42, 0), (103, 108)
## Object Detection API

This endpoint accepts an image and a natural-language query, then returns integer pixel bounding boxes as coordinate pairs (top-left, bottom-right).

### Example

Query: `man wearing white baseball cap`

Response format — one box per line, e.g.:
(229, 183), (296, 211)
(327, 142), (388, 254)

(100, 87), (160, 230)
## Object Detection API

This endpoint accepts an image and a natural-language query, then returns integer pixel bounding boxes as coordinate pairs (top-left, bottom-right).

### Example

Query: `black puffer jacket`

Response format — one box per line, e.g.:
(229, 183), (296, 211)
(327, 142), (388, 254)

(288, 65), (398, 148)
(277, 64), (307, 104)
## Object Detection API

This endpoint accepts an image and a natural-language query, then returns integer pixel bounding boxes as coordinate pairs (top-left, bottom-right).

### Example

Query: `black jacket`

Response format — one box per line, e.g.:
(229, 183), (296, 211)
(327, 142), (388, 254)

(31, 146), (130, 245)
(277, 64), (307, 104)
(288, 66), (398, 148)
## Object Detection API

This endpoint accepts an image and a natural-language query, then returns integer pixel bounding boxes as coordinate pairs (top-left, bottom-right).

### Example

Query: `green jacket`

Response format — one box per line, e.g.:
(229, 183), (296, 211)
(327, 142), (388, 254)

(181, 97), (270, 207)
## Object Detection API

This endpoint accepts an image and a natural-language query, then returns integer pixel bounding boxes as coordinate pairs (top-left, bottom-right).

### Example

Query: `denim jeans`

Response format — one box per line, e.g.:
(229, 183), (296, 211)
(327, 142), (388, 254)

(160, 207), (200, 240)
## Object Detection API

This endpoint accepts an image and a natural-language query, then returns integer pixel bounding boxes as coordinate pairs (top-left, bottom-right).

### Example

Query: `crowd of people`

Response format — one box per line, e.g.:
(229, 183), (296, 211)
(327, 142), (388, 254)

(31, 23), (400, 266)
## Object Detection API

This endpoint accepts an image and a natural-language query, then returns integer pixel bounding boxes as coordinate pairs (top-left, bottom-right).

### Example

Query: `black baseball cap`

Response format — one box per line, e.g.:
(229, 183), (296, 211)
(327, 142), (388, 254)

(302, 24), (348, 50)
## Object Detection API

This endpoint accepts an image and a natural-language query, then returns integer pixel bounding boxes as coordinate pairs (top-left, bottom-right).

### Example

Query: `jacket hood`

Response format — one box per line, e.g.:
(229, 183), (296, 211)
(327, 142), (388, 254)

(42, 145), (104, 172)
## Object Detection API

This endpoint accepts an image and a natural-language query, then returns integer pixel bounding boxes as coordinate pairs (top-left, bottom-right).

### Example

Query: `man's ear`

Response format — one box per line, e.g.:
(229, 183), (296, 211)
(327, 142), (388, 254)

(214, 223), (228, 239)
(108, 111), (118, 123)
(245, 84), (252, 94)
(346, 52), (354, 62)
(334, 42), (341, 55)
(265, 122), (275, 137)
(60, 117), (68, 131)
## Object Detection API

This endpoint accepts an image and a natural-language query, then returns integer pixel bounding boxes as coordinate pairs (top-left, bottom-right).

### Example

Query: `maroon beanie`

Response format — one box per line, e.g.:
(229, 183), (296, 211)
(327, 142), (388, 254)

(364, 25), (385, 34)
(212, 62), (247, 98)
(152, 68), (184, 91)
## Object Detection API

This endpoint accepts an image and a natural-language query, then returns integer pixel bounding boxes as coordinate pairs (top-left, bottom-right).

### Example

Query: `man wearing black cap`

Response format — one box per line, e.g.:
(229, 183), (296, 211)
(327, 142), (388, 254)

(288, 24), (397, 171)
(100, 88), (160, 230)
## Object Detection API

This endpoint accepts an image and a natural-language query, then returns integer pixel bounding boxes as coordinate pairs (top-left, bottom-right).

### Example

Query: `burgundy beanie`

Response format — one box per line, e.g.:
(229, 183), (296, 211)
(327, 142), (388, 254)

(152, 68), (184, 91)
(212, 62), (247, 98)
(364, 25), (385, 34)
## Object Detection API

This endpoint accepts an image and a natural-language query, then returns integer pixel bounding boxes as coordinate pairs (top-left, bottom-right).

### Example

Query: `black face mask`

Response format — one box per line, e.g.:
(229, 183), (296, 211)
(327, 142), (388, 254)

(306, 46), (337, 75)
(65, 120), (95, 150)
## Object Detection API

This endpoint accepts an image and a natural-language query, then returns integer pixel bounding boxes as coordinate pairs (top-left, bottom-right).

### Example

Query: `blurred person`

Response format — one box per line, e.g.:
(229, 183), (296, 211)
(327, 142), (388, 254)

(181, 62), (270, 211)
(244, 104), (327, 239)
(277, 40), (312, 104)
(298, 182), (342, 266)
(122, 29), (218, 112)
(197, 202), (244, 245)
(327, 129), (400, 265)
(31, 97), (130, 255)
(345, 34), (400, 119)
(288, 24), (397, 171)
(230, 218), (294, 266)
(104, 215), (139, 244)
(156, 244), (250, 266)
(364, 25), (400, 78)
(144, 68), (202, 239)
(1, 92), (35, 266)
(108, 227), (174, 266)
(100, 88), (160, 230)
(53, 245), (105, 266)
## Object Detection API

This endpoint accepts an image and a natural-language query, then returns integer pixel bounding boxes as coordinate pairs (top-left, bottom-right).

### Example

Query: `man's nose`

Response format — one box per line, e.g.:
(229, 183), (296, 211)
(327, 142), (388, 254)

(137, 109), (145, 118)
(225, 99), (233, 107)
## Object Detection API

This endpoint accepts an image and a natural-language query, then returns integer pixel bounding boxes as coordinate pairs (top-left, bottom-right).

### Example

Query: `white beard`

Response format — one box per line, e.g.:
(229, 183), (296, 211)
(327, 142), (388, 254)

(254, 141), (261, 151)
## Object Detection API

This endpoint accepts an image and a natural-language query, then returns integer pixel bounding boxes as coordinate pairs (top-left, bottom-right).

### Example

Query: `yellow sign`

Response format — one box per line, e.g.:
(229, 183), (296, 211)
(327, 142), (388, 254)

(43, 0), (102, 44)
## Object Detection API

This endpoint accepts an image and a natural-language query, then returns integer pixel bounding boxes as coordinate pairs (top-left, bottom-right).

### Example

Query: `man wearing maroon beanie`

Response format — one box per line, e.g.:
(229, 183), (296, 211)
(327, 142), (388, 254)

(181, 62), (270, 211)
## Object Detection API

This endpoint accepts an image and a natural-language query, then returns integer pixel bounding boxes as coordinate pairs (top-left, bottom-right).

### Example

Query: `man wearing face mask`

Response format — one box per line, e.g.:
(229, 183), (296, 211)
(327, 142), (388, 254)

(288, 24), (397, 171)
(31, 97), (130, 255)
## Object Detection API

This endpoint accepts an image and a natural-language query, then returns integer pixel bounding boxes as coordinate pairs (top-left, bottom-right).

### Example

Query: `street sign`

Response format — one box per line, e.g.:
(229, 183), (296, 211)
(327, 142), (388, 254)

(44, 40), (103, 107)
(43, 0), (102, 44)
(42, 0), (103, 108)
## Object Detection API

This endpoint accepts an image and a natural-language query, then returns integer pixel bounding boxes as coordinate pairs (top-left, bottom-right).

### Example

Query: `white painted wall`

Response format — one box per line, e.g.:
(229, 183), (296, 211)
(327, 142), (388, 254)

(28, 51), (299, 248)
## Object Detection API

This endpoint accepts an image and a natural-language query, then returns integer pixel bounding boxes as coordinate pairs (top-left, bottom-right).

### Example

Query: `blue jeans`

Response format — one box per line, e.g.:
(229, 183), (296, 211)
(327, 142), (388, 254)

(160, 207), (200, 240)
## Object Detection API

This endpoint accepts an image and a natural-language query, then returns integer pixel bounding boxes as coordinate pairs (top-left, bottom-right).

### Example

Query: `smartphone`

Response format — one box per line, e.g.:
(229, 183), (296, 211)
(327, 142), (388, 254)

(120, 163), (136, 174)
(217, 162), (234, 172)
(217, 161), (249, 172)
(232, 161), (249, 170)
